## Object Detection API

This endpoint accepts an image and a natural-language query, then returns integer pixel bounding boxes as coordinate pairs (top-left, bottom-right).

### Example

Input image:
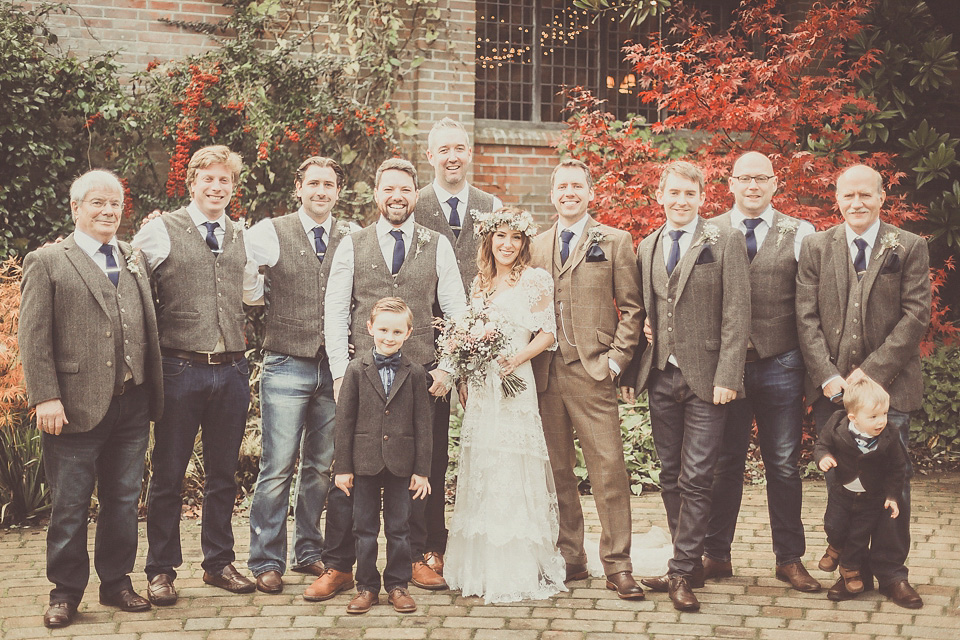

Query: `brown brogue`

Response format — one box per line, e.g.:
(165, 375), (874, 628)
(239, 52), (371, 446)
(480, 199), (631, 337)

(827, 576), (859, 601)
(388, 587), (417, 613)
(564, 563), (589, 583)
(605, 571), (645, 600)
(43, 602), (77, 628)
(879, 579), (923, 609)
(411, 561), (447, 590)
(818, 544), (841, 572)
(703, 556), (733, 580)
(256, 570), (283, 594)
(775, 561), (822, 592)
(838, 566), (863, 594)
(423, 551), (445, 576)
(668, 576), (700, 612)
(147, 574), (177, 606)
(346, 589), (379, 614)
(303, 568), (355, 601)
(641, 565), (705, 592)
(99, 588), (151, 612)
(291, 560), (325, 576)
(203, 564), (256, 594)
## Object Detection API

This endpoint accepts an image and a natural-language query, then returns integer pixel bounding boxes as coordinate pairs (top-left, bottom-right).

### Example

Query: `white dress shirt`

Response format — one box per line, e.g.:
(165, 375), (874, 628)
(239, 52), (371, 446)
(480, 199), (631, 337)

(324, 215), (467, 379)
(132, 202), (227, 269)
(845, 218), (882, 270)
(74, 230), (120, 280)
(730, 206), (816, 261)
(429, 180), (504, 227)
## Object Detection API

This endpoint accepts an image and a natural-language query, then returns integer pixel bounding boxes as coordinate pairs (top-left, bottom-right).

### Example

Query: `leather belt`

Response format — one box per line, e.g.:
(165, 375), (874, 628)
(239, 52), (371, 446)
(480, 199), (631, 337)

(161, 348), (245, 365)
(745, 348), (761, 363)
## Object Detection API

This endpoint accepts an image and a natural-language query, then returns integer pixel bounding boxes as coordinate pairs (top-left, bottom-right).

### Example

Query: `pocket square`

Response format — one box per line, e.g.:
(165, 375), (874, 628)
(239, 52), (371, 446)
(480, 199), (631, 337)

(695, 246), (715, 265)
(585, 243), (607, 262)
(879, 252), (901, 274)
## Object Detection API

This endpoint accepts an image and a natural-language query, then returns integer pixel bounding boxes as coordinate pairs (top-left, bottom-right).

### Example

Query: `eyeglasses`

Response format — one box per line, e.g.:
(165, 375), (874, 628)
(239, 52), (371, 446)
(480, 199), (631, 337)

(83, 199), (123, 210)
(731, 175), (775, 184)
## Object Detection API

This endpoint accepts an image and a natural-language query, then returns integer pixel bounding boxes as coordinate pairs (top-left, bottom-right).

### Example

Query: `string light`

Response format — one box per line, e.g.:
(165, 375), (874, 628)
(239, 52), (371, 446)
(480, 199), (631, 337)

(475, 5), (593, 68)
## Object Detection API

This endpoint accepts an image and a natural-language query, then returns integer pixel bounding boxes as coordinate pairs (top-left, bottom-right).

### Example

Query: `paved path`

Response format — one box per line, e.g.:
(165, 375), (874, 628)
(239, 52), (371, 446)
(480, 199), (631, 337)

(2, 474), (959, 639)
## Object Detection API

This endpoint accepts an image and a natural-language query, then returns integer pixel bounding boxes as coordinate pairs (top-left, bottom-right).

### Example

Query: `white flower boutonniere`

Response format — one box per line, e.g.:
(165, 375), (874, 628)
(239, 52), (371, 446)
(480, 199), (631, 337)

(415, 228), (432, 258)
(232, 222), (241, 243)
(876, 231), (902, 260)
(126, 250), (144, 279)
(775, 218), (799, 249)
(587, 228), (606, 246)
(337, 222), (353, 238)
(691, 222), (720, 248)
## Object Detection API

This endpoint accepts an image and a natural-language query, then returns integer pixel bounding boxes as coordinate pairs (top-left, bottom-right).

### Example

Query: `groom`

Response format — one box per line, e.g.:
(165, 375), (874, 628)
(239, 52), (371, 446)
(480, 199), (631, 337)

(530, 159), (645, 599)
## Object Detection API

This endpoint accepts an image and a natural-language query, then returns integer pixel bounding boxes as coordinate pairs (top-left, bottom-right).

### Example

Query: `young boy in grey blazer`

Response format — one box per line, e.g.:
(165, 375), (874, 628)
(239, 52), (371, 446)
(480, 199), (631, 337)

(334, 297), (432, 615)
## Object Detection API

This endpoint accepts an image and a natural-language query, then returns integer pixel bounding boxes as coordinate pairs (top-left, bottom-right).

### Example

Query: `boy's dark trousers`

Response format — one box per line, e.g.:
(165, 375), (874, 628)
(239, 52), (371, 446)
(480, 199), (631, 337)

(824, 485), (888, 571)
(353, 469), (413, 592)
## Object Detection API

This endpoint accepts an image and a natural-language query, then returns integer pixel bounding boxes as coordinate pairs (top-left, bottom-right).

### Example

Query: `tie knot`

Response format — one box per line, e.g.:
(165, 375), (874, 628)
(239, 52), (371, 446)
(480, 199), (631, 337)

(204, 221), (219, 232)
(98, 244), (114, 257)
(447, 196), (459, 209)
(743, 218), (763, 230)
(560, 229), (574, 243)
(854, 237), (868, 251)
(390, 229), (404, 241)
(668, 229), (685, 241)
(314, 226), (325, 240)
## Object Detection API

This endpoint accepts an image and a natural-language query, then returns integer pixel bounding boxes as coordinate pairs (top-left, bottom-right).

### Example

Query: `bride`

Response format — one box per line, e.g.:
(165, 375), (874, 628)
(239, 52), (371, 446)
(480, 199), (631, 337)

(444, 206), (566, 603)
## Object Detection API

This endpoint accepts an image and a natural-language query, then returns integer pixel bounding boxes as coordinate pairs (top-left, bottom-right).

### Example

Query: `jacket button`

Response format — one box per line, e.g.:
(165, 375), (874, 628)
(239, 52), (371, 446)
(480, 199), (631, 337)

(106, 331), (112, 337)
(383, 435), (389, 440)
(106, 360), (113, 367)
(385, 409), (390, 415)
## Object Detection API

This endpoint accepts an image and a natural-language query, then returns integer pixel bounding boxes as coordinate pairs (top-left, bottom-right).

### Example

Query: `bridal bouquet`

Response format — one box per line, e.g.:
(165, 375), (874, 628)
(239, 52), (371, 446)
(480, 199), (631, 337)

(435, 307), (527, 398)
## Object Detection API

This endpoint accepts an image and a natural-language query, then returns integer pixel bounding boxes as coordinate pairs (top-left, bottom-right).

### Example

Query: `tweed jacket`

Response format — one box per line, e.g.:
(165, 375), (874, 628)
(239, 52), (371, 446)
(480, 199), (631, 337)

(795, 221), (931, 412)
(529, 216), (644, 389)
(812, 410), (906, 503)
(333, 350), (432, 478)
(19, 234), (164, 433)
(628, 218), (751, 403)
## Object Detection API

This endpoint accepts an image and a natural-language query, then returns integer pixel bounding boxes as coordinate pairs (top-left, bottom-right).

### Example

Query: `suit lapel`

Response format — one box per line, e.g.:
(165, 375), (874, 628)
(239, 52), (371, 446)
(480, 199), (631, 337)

(860, 220), (891, 305)
(642, 227), (662, 314)
(674, 218), (705, 300)
(63, 234), (113, 317)
(831, 225), (850, 326)
(558, 217), (593, 276)
(363, 353), (388, 403)
(118, 242), (153, 311)
(386, 362), (411, 406)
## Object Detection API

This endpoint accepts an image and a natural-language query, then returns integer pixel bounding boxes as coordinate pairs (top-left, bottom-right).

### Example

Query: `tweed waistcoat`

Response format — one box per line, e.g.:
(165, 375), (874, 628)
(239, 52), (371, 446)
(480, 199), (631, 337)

(350, 224), (440, 366)
(651, 235), (679, 371)
(93, 259), (148, 388)
(414, 184), (495, 288)
(155, 209), (246, 352)
(263, 214), (345, 358)
(836, 261), (867, 377)
(550, 244), (580, 364)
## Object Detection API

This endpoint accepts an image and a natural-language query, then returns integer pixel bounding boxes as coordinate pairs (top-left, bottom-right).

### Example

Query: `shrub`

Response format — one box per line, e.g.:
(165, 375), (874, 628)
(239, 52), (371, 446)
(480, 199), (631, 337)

(911, 343), (960, 459)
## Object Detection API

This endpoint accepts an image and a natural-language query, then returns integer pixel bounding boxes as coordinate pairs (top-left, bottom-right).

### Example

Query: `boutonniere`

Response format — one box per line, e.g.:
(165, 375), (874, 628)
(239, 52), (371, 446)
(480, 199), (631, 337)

(585, 228), (607, 262)
(232, 223), (241, 243)
(775, 218), (799, 249)
(337, 224), (352, 238)
(691, 222), (720, 248)
(587, 228), (606, 246)
(875, 231), (902, 260)
(126, 249), (144, 278)
(414, 228), (431, 258)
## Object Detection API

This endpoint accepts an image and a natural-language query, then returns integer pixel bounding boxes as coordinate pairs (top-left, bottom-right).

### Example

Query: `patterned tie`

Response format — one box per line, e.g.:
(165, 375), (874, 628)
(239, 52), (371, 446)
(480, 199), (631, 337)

(447, 196), (461, 239)
(99, 244), (119, 287)
(313, 226), (327, 263)
(203, 221), (220, 254)
(390, 229), (405, 275)
(666, 229), (684, 275)
(559, 229), (574, 265)
(853, 237), (868, 280)
(743, 218), (763, 262)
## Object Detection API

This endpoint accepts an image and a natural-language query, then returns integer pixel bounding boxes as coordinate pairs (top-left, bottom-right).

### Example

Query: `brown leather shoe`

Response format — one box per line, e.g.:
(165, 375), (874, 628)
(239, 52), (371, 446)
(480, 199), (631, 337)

(100, 588), (151, 612)
(303, 568), (355, 602)
(256, 570), (283, 594)
(411, 561), (447, 590)
(203, 564), (256, 594)
(43, 602), (77, 628)
(827, 576), (859, 601)
(818, 544), (842, 572)
(775, 561), (822, 592)
(564, 563), (589, 583)
(423, 551), (444, 576)
(388, 587), (417, 613)
(291, 560), (325, 576)
(879, 579), (923, 609)
(668, 576), (700, 612)
(839, 566), (863, 594)
(703, 556), (733, 580)
(346, 589), (379, 614)
(147, 574), (177, 606)
(641, 565), (705, 592)
(605, 571), (645, 600)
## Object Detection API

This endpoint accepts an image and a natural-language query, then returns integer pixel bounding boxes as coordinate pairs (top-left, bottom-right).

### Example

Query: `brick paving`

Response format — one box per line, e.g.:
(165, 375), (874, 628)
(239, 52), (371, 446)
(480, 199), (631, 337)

(2, 474), (958, 639)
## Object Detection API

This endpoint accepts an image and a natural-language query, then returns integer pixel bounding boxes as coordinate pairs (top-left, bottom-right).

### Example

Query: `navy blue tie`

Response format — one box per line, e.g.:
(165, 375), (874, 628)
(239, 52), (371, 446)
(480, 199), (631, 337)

(666, 230), (684, 275)
(743, 218), (763, 262)
(313, 227), (327, 263)
(390, 229), (405, 275)
(203, 221), (220, 254)
(99, 244), (119, 287)
(853, 238), (868, 280)
(447, 197), (461, 238)
(559, 229), (574, 265)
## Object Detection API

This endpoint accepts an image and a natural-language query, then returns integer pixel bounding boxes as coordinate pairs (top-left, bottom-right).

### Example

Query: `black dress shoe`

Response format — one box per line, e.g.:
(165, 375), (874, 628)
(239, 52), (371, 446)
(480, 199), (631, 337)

(564, 563), (589, 583)
(147, 573), (177, 606)
(203, 564), (256, 594)
(100, 588), (151, 612)
(641, 565), (705, 592)
(43, 602), (78, 628)
(668, 576), (700, 612)
(605, 571), (645, 600)
(880, 579), (923, 609)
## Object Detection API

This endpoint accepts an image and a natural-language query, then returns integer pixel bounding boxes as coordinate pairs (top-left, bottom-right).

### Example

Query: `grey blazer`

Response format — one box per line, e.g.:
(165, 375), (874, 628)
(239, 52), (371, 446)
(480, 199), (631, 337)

(629, 218), (751, 403)
(19, 234), (164, 433)
(333, 351), (432, 478)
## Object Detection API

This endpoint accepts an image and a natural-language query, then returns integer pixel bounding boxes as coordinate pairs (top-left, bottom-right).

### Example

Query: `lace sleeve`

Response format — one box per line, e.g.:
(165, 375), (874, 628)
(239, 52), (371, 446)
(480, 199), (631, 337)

(521, 267), (557, 350)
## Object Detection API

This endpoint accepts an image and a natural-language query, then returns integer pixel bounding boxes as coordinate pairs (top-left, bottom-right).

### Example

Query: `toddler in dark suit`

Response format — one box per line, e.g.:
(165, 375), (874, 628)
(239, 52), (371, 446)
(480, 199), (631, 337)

(813, 377), (906, 601)
(334, 297), (432, 614)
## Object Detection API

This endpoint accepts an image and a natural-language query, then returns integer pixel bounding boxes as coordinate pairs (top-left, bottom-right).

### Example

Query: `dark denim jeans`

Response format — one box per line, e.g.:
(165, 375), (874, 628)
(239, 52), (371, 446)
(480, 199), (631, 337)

(43, 385), (150, 605)
(247, 352), (336, 576)
(353, 470), (413, 593)
(705, 347), (806, 565)
(145, 356), (249, 580)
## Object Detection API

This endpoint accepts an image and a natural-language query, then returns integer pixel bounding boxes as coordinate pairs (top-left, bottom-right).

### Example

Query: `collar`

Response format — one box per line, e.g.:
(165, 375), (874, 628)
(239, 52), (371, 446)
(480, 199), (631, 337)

(559, 213), (591, 239)
(376, 214), (415, 239)
(74, 229), (118, 258)
(731, 206), (774, 230)
(298, 207), (332, 236)
(665, 214), (701, 235)
(432, 180), (470, 205)
(187, 202), (228, 229)
(844, 218), (881, 249)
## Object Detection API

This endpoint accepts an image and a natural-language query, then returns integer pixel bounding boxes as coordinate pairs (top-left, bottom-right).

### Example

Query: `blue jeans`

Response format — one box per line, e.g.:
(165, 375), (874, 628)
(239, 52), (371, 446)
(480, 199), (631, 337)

(43, 385), (150, 605)
(145, 356), (249, 580)
(248, 352), (336, 576)
(705, 347), (806, 565)
(353, 470), (413, 593)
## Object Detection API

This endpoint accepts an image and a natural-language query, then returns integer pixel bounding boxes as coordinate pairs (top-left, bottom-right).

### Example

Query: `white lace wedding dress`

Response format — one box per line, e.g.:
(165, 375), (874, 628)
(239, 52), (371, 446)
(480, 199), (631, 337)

(444, 267), (567, 603)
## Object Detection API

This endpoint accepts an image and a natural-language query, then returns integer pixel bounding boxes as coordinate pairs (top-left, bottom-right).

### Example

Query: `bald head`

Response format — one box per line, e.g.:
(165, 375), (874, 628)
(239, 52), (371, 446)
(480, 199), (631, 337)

(837, 164), (884, 193)
(729, 152), (777, 217)
(836, 164), (885, 235)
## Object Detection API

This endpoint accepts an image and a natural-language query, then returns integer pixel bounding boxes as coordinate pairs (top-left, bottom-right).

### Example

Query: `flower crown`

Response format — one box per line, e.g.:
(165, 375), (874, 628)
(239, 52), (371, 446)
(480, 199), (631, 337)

(472, 208), (539, 237)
